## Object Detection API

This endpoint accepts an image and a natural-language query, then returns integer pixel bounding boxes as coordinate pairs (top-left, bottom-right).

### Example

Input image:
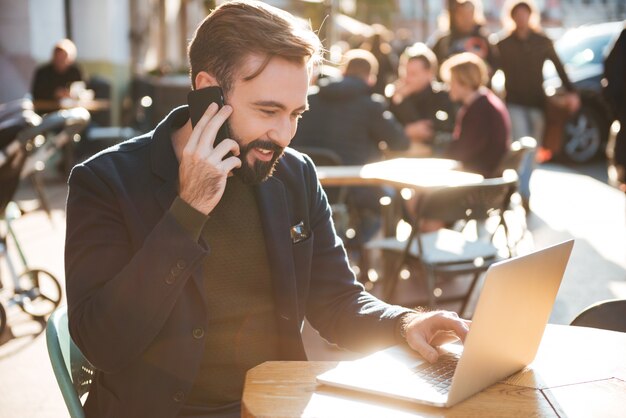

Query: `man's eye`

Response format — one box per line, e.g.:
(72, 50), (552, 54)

(261, 109), (276, 116)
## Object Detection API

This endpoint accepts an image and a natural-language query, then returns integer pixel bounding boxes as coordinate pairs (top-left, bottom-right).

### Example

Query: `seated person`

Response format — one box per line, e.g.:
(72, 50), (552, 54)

(31, 39), (83, 103)
(292, 49), (414, 245)
(64, 3), (469, 416)
(390, 43), (457, 155)
(440, 52), (510, 178)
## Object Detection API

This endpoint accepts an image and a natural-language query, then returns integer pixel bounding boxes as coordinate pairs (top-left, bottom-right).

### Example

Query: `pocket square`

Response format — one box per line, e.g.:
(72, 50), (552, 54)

(290, 221), (309, 244)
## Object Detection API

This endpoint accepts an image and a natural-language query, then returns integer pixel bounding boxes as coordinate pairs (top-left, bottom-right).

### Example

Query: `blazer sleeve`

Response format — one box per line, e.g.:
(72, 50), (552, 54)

(301, 156), (412, 352)
(65, 163), (207, 373)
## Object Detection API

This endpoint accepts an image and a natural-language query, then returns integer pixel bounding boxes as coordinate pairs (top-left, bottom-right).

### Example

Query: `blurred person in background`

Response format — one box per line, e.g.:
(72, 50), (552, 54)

(440, 52), (510, 178)
(360, 24), (398, 96)
(603, 25), (626, 193)
(497, 0), (579, 210)
(31, 38), (83, 102)
(429, 0), (498, 75)
(390, 43), (457, 155)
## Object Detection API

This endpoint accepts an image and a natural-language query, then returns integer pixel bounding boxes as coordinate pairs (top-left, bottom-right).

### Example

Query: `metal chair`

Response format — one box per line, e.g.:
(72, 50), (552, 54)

(366, 173), (518, 316)
(46, 305), (94, 418)
(570, 299), (626, 332)
(494, 136), (537, 176)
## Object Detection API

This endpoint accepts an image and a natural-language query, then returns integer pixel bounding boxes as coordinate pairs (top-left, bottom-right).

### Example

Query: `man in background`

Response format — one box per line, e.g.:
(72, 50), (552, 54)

(31, 38), (83, 102)
(390, 43), (456, 155)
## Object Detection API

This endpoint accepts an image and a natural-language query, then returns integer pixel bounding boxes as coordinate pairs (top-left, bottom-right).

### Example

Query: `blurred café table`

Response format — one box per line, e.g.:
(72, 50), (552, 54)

(315, 158), (483, 189)
(242, 324), (626, 417)
(33, 98), (110, 114)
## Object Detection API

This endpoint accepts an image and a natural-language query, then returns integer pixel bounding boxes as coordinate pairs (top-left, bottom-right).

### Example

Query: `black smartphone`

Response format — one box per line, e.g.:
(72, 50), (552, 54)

(187, 86), (231, 147)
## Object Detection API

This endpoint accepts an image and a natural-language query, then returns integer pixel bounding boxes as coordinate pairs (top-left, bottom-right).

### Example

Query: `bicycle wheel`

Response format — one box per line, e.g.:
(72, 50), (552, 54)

(0, 302), (6, 335)
(16, 269), (62, 318)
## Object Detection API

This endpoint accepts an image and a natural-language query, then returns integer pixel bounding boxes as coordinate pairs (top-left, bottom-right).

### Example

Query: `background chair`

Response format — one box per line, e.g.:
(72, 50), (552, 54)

(570, 299), (626, 332)
(46, 305), (94, 418)
(293, 146), (370, 274)
(495, 136), (538, 176)
(366, 173), (518, 316)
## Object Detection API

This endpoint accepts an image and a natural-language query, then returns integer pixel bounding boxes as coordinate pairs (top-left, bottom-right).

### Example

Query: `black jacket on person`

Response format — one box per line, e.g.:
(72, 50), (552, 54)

(497, 30), (574, 109)
(604, 28), (626, 121)
(389, 82), (457, 136)
(31, 63), (83, 101)
(430, 25), (498, 72)
(292, 76), (409, 165)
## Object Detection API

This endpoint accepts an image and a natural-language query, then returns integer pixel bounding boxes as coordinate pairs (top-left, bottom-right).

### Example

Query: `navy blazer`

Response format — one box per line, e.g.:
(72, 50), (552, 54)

(65, 107), (411, 418)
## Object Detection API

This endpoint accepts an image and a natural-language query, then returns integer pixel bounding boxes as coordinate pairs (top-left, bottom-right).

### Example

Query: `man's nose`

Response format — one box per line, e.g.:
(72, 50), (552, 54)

(269, 116), (294, 148)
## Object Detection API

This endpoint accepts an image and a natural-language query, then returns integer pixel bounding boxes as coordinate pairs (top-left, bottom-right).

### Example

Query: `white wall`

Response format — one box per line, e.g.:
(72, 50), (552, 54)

(71, 0), (130, 65)
(29, 0), (66, 61)
(0, 0), (31, 55)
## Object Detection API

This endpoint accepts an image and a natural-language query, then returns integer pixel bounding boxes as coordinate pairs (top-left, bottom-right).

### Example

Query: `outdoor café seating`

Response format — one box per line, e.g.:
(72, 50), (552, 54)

(365, 172), (518, 316)
(46, 306), (93, 418)
(570, 298), (626, 332)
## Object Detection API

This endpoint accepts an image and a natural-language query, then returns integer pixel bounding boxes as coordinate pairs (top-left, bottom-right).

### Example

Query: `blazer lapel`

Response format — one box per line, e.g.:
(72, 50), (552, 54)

(256, 177), (299, 316)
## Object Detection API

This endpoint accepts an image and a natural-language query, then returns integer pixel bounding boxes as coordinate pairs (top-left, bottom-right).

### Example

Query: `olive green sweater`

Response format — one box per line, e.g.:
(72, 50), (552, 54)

(171, 175), (279, 406)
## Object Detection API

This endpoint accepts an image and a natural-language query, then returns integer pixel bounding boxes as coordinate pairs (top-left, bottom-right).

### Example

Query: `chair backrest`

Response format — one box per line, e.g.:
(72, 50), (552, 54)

(46, 306), (95, 418)
(292, 145), (343, 167)
(570, 299), (626, 332)
(292, 145), (347, 202)
(417, 173), (518, 225)
(495, 136), (538, 176)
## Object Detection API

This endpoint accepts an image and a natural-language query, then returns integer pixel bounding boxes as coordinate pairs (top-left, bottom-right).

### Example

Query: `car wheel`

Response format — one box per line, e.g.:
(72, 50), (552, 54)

(562, 107), (604, 163)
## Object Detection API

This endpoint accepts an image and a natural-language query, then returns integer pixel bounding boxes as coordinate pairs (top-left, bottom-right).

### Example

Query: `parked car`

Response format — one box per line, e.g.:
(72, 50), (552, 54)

(543, 21), (623, 163)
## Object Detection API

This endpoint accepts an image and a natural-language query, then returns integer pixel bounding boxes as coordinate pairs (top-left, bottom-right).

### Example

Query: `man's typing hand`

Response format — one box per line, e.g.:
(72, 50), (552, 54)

(402, 310), (470, 363)
(178, 102), (241, 215)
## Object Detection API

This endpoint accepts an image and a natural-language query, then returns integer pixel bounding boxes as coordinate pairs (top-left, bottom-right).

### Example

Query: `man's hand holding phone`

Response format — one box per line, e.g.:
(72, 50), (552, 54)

(178, 101), (241, 215)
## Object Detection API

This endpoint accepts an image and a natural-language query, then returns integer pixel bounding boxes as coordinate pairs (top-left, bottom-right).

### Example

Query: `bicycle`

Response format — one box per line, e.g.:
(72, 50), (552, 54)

(0, 98), (89, 335)
(0, 202), (62, 334)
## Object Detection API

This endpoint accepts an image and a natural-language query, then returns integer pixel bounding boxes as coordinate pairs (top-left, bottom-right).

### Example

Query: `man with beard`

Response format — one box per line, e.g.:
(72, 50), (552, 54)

(64, 2), (469, 417)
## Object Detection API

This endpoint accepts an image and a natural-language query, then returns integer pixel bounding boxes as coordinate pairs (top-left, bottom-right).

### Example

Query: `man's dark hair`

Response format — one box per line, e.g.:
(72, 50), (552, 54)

(511, 1), (532, 16)
(400, 43), (439, 76)
(188, 0), (321, 93)
(342, 49), (379, 80)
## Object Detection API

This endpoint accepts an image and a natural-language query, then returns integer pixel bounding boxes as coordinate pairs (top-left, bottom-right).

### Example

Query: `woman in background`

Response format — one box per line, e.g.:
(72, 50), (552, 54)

(441, 52), (510, 178)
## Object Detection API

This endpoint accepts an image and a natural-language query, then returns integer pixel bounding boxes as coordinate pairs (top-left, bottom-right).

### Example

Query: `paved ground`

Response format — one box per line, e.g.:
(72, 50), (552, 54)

(0, 161), (625, 417)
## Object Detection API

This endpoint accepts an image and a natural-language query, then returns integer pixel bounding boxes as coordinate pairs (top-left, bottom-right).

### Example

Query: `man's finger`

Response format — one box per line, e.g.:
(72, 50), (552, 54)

(186, 102), (219, 152)
(430, 330), (461, 346)
(219, 155), (242, 174)
(197, 105), (232, 149)
(208, 138), (240, 163)
(406, 333), (439, 363)
(436, 315), (470, 343)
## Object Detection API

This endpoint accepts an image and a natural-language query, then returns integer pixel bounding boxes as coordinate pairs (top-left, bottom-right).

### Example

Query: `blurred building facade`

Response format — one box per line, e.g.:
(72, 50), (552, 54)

(1, 0), (625, 123)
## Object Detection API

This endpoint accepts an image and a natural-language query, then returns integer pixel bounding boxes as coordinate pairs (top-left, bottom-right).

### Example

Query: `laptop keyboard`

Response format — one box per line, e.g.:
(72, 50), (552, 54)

(412, 353), (461, 394)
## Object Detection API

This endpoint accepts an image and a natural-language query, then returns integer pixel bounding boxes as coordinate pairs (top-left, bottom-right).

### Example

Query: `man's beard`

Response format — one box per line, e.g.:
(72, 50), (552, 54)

(234, 138), (285, 185)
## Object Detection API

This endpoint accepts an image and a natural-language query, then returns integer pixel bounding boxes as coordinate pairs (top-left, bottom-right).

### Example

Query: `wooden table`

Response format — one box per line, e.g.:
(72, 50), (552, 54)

(242, 324), (626, 417)
(316, 158), (483, 189)
(33, 98), (110, 114)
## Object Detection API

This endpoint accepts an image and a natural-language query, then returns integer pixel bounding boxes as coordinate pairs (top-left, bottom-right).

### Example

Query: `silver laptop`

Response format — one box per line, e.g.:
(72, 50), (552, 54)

(317, 240), (574, 407)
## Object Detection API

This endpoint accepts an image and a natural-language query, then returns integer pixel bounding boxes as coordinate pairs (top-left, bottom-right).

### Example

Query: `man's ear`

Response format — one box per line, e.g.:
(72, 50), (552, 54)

(194, 71), (219, 89)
